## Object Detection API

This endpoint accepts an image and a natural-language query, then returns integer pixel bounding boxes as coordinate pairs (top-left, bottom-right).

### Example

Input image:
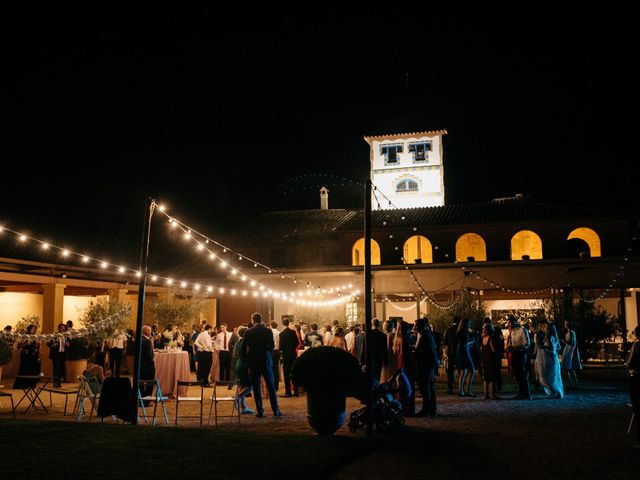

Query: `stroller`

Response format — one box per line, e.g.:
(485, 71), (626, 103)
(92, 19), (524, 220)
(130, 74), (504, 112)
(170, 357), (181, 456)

(348, 368), (412, 433)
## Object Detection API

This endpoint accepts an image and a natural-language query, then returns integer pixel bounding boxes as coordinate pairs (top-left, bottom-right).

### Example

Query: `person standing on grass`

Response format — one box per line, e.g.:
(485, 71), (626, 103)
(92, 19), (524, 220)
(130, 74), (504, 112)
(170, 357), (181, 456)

(443, 316), (460, 394)
(626, 325), (640, 449)
(243, 312), (281, 418)
(561, 320), (582, 389)
(506, 315), (531, 400)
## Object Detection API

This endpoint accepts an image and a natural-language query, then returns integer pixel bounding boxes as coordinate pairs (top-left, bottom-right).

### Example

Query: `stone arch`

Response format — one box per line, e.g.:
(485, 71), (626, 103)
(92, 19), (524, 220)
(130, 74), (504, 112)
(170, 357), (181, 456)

(567, 227), (601, 257)
(352, 238), (381, 266)
(455, 233), (487, 262)
(510, 230), (543, 260)
(403, 235), (433, 264)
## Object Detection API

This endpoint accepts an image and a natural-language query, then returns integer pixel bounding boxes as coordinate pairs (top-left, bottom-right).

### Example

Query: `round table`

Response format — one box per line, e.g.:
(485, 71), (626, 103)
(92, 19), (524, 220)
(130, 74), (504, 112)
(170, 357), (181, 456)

(154, 350), (190, 397)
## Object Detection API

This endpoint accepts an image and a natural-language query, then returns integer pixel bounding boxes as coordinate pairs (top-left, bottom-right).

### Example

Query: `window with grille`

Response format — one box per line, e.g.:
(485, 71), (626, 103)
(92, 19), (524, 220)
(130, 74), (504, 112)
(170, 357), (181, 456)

(396, 179), (419, 192)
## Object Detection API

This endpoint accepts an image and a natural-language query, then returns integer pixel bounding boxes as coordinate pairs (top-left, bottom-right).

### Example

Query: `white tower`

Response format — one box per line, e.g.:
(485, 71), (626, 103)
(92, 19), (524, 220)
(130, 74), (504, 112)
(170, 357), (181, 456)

(364, 129), (447, 209)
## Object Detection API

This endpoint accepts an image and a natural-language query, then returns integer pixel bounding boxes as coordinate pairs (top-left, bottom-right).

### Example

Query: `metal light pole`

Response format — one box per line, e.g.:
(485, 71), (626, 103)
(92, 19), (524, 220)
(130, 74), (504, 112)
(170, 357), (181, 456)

(131, 197), (155, 424)
(364, 179), (373, 437)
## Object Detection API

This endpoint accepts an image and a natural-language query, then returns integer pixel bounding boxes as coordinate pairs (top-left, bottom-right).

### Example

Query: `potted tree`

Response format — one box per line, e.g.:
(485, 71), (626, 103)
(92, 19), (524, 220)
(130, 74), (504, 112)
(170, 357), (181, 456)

(292, 346), (363, 435)
(65, 337), (93, 380)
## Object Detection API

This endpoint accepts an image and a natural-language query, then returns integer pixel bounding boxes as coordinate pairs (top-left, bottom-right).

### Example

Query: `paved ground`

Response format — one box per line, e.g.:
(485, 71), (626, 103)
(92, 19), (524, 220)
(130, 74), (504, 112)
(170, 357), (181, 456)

(1, 366), (638, 479)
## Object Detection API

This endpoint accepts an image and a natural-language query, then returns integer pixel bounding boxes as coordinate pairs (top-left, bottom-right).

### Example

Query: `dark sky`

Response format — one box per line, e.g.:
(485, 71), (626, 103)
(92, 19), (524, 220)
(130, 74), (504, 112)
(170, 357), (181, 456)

(1, 15), (637, 269)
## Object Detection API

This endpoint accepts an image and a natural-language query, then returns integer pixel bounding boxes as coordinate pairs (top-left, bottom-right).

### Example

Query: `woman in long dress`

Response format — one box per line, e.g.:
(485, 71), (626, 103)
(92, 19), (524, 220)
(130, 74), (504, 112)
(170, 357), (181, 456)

(561, 320), (582, 389)
(380, 320), (396, 384)
(535, 322), (564, 399)
(481, 324), (498, 399)
(456, 318), (476, 397)
(13, 324), (41, 389)
(234, 326), (254, 414)
(394, 320), (416, 415)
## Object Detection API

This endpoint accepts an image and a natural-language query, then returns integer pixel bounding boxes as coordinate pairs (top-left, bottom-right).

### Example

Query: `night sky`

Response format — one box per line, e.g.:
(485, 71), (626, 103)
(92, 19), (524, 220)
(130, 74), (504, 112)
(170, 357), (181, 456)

(1, 16), (637, 270)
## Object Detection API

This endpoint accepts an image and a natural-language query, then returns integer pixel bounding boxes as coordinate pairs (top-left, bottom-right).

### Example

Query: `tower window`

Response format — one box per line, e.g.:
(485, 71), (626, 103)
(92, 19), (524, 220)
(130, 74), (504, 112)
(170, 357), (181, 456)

(408, 142), (432, 162)
(396, 179), (419, 192)
(380, 144), (403, 165)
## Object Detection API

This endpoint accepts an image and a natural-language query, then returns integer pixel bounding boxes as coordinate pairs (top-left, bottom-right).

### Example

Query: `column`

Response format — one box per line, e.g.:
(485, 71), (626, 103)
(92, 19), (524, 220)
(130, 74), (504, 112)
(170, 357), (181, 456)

(42, 283), (66, 333)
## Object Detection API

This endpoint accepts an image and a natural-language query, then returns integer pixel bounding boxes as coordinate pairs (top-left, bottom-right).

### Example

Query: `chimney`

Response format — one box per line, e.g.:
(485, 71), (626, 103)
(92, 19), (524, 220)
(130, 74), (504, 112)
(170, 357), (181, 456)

(320, 186), (329, 210)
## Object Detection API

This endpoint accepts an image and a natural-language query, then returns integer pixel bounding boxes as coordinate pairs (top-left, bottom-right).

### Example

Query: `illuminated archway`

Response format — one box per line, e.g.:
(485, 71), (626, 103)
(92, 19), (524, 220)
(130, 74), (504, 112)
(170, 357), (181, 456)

(352, 238), (381, 266)
(510, 230), (543, 260)
(567, 227), (601, 257)
(403, 235), (433, 264)
(455, 233), (487, 262)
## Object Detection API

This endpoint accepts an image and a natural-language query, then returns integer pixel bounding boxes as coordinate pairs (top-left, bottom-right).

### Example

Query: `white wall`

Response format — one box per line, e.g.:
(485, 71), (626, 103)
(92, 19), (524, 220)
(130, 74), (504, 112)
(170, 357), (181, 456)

(63, 295), (99, 324)
(371, 134), (445, 209)
(0, 292), (43, 328)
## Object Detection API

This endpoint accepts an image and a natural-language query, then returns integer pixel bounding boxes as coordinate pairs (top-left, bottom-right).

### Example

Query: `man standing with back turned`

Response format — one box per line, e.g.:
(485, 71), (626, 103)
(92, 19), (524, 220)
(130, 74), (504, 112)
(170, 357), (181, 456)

(242, 312), (282, 418)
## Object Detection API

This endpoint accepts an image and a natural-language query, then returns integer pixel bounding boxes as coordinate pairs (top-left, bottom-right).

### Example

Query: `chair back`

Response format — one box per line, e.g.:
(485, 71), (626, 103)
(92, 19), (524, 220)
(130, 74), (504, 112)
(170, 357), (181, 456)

(213, 380), (238, 401)
(81, 374), (102, 396)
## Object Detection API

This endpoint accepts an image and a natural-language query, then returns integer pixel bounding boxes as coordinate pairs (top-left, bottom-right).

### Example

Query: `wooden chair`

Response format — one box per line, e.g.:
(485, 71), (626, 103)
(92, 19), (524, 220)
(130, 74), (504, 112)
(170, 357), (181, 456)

(175, 380), (205, 427)
(208, 380), (240, 426)
(0, 391), (16, 419)
(138, 379), (169, 426)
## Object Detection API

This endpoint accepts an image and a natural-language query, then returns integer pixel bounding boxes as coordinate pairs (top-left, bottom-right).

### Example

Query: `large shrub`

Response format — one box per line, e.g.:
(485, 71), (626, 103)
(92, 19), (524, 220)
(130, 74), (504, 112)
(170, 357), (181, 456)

(0, 337), (13, 366)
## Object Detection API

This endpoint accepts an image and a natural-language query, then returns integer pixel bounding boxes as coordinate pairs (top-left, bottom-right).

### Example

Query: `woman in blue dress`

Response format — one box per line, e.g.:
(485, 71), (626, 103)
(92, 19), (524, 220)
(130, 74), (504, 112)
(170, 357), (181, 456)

(456, 318), (476, 397)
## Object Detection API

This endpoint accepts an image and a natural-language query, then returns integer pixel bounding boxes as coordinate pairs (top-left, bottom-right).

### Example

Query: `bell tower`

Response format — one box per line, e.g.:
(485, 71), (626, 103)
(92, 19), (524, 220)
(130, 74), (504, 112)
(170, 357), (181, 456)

(364, 129), (447, 209)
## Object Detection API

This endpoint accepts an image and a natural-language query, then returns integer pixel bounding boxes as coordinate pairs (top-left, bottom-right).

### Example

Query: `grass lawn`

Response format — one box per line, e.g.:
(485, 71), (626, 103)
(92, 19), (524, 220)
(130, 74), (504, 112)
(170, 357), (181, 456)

(0, 420), (377, 478)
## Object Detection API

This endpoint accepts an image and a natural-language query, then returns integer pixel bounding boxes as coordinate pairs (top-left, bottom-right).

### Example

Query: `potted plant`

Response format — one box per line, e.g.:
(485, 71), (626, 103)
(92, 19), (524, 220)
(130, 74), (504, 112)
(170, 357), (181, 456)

(292, 346), (363, 435)
(65, 337), (93, 380)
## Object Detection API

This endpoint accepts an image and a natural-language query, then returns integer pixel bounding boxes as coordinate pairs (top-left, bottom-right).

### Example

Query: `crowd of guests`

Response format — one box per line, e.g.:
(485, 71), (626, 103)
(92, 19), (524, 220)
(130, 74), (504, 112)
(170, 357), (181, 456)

(441, 314), (583, 401)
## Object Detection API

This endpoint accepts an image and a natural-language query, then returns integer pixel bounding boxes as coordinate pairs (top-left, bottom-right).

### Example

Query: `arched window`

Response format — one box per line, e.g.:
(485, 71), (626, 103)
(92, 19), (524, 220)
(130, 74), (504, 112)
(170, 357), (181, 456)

(510, 230), (543, 260)
(403, 235), (433, 264)
(396, 179), (419, 192)
(567, 227), (601, 257)
(352, 238), (381, 266)
(455, 233), (487, 262)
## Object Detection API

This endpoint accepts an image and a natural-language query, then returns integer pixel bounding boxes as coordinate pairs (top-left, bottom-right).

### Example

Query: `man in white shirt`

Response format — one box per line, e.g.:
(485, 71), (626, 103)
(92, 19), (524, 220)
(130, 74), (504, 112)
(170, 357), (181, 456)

(215, 323), (233, 381)
(345, 327), (356, 354)
(270, 321), (281, 391)
(108, 329), (127, 378)
(506, 315), (531, 400)
(195, 325), (214, 386)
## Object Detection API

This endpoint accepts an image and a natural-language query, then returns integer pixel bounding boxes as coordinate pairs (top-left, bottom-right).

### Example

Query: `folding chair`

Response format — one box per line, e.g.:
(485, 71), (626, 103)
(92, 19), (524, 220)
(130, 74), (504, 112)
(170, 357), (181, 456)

(175, 380), (205, 427)
(138, 379), (169, 426)
(43, 385), (79, 416)
(74, 374), (102, 422)
(208, 380), (240, 426)
(0, 391), (16, 419)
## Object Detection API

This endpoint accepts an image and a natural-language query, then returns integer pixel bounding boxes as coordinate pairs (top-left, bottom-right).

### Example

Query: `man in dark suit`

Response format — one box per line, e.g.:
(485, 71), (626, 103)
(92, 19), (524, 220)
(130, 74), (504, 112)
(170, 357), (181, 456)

(279, 318), (299, 397)
(371, 318), (388, 381)
(415, 317), (439, 417)
(140, 324), (156, 398)
(242, 313), (281, 418)
(47, 323), (70, 387)
(443, 315), (460, 393)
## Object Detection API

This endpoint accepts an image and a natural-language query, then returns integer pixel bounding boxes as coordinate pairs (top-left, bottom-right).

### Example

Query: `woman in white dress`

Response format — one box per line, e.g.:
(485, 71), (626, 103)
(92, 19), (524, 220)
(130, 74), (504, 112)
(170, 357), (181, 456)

(561, 320), (581, 389)
(535, 322), (564, 399)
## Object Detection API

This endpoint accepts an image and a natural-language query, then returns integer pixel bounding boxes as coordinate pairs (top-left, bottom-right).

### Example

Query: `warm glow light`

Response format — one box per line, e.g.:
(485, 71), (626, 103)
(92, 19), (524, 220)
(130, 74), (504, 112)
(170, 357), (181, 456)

(100, 261), (108, 269)
(19, 234), (27, 242)
(82, 256), (89, 263)
(151, 275), (158, 281)
(197, 244), (204, 251)
(184, 231), (191, 240)
(158, 204), (166, 212)
(194, 284), (201, 290)
(250, 280), (256, 287)
(41, 243), (49, 250)
(220, 261), (227, 269)
(241, 275), (247, 281)
(231, 269), (237, 275)
(136, 271), (142, 277)
(207, 286), (213, 292)
(231, 289), (237, 295)
(219, 288), (225, 294)
(209, 253), (216, 260)
(181, 281), (187, 288)
(62, 249), (70, 257)
(118, 266), (125, 273)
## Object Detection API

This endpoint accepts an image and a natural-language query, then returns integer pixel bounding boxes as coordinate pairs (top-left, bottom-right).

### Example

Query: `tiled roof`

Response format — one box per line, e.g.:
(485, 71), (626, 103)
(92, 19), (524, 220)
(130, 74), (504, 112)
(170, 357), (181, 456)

(254, 199), (629, 237)
(363, 129), (448, 143)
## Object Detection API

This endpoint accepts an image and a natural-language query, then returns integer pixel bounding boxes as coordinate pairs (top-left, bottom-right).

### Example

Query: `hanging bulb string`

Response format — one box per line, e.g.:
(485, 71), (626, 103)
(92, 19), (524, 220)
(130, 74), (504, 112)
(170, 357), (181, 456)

(0, 223), (356, 307)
